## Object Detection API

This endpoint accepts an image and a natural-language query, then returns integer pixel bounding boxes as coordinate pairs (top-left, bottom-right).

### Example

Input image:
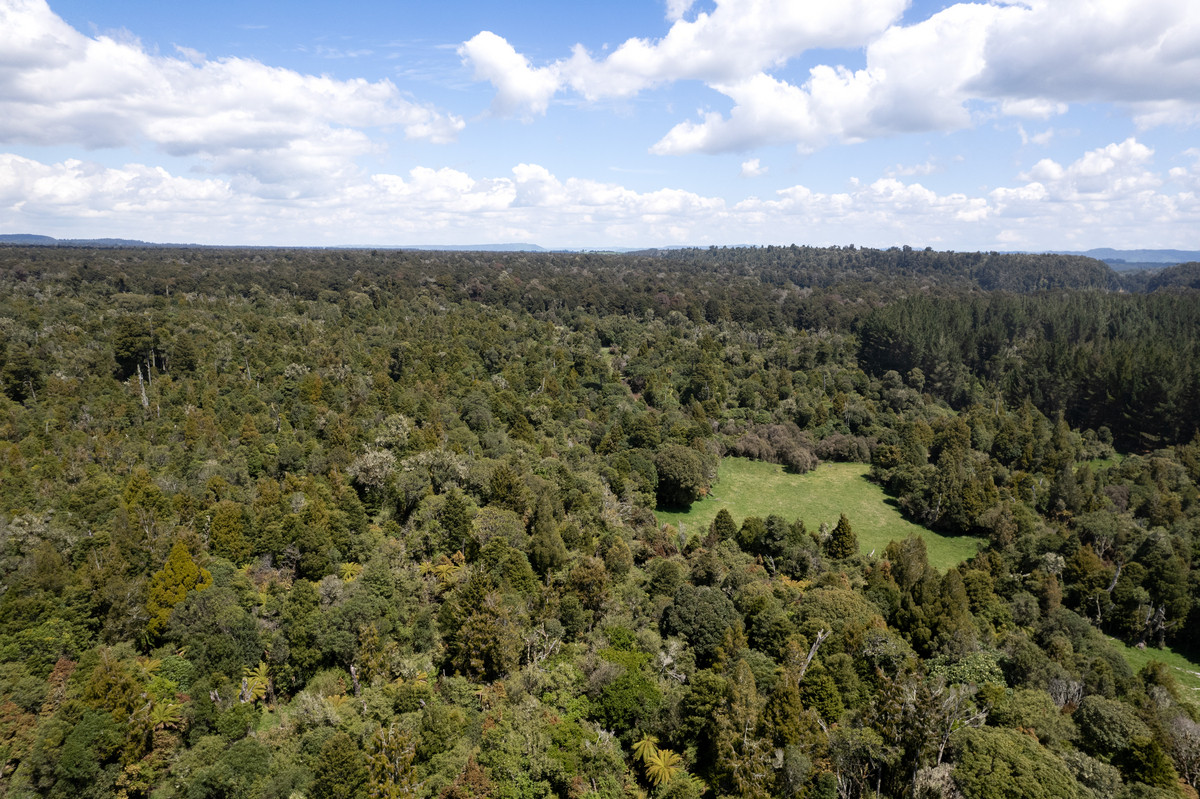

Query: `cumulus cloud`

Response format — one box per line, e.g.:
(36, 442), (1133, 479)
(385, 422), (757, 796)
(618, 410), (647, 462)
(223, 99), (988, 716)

(664, 0), (695, 23)
(0, 0), (463, 189)
(460, 0), (906, 114)
(740, 158), (766, 178)
(458, 32), (560, 117)
(462, 0), (1200, 153)
(5, 138), (1195, 249)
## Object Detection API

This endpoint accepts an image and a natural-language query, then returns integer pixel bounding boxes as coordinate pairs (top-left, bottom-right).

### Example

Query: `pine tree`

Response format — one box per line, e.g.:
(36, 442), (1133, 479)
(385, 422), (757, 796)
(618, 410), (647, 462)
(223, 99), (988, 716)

(439, 488), (474, 554)
(145, 540), (213, 636)
(824, 514), (857, 560)
(709, 508), (738, 544)
(312, 731), (368, 799)
(528, 495), (566, 576)
(209, 500), (250, 564)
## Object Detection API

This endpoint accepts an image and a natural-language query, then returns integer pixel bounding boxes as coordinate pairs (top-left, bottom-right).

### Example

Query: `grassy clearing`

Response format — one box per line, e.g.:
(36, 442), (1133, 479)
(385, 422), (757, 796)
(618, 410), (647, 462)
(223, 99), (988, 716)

(1107, 637), (1200, 705)
(656, 458), (982, 572)
(1083, 454), (1125, 471)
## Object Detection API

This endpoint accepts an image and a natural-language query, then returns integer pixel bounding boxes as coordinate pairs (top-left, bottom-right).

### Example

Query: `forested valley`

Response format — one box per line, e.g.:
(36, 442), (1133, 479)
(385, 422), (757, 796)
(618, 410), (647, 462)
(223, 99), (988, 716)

(1, 243), (1199, 799)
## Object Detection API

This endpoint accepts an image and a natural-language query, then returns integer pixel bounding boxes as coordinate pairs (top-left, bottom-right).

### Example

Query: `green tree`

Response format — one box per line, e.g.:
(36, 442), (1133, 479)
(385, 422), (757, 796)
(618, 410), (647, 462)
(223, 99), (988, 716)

(528, 495), (566, 576)
(1, 348), (42, 402)
(312, 731), (368, 799)
(438, 488), (475, 555)
(950, 726), (1082, 799)
(663, 584), (739, 667)
(367, 725), (419, 799)
(654, 445), (709, 509)
(209, 501), (250, 564)
(708, 508), (738, 543)
(146, 540), (213, 637)
(824, 513), (857, 559)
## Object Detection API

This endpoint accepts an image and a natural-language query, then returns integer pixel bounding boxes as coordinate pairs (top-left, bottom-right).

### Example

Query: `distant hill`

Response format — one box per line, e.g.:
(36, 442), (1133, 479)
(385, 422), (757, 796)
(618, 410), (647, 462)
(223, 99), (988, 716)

(1055, 248), (1200, 268)
(0, 234), (187, 247)
(5, 235), (1197, 264)
(1, 235), (555, 252)
(345, 243), (548, 252)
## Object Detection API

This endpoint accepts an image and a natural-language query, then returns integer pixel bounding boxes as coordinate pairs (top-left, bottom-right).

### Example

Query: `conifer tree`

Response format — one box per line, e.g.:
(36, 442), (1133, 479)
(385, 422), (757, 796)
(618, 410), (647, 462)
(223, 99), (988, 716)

(709, 508), (738, 543)
(824, 513), (857, 560)
(528, 494), (566, 576)
(146, 540), (213, 636)
(209, 500), (250, 564)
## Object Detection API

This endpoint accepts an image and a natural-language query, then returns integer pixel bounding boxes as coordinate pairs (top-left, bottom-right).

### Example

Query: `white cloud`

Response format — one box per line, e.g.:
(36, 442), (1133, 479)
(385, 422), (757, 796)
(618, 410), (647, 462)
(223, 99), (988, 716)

(1017, 125), (1056, 147)
(562, 0), (907, 99)
(5, 138), (1195, 249)
(458, 31), (560, 116)
(1013, 138), (1159, 200)
(460, 0), (906, 114)
(740, 158), (766, 178)
(463, 0), (1200, 154)
(886, 160), (940, 178)
(0, 0), (463, 189)
(664, 0), (695, 23)
(1001, 98), (1068, 120)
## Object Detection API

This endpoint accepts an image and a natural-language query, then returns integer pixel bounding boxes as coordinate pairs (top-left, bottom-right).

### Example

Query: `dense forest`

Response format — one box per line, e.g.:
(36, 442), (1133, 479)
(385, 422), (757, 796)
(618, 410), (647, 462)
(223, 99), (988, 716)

(0, 243), (1198, 799)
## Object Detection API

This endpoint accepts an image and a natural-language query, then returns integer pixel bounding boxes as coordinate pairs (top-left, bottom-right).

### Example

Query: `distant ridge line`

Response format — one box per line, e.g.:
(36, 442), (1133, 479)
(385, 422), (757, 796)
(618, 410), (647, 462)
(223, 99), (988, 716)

(2, 235), (1197, 263)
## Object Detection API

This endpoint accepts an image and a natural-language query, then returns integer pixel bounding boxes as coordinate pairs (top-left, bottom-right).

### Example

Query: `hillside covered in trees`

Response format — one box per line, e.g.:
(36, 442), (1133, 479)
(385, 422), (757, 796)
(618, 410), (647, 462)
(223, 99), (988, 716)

(0, 243), (1199, 799)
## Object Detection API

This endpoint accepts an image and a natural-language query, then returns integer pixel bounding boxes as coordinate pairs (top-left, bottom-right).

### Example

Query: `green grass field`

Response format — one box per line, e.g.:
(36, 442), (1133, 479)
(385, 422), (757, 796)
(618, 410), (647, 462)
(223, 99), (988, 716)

(1107, 637), (1200, 705)
(656, 458), (982, 572)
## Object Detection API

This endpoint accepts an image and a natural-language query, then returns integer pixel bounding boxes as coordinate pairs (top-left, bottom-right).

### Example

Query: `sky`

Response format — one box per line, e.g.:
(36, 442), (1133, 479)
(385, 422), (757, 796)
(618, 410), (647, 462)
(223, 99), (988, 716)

(1, 0), (1199, 250)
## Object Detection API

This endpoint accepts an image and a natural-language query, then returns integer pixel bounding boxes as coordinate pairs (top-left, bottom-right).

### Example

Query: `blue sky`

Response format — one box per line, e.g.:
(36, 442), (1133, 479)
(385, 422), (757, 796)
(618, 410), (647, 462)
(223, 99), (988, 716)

(1, 0), (1198, 249)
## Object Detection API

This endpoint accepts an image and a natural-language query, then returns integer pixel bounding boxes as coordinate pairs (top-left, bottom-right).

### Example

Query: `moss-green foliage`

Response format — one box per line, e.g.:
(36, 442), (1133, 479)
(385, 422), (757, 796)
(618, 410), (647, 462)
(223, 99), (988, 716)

(145, 540), (213, 636)
(2, 245), (1200, 799)
(951, 727), (1083, 799)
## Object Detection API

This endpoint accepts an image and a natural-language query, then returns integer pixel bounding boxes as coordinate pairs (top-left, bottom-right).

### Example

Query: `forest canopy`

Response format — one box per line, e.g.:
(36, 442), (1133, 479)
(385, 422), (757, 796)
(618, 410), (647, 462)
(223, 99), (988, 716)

(0, 243), (1198, 799)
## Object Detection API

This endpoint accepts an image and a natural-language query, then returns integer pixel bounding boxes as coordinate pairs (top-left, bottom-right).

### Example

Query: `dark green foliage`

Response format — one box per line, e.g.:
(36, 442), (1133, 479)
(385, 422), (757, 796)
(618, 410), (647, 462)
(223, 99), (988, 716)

(528, 494), (567, 576)
(438, 488), (475, 555)
(187, 738), (271, 799)
(709, 508), (738, 542)
(1, 244), (1198, 799)
(311, 731), (367, 799)
(1116, 737), (1180, 789)
(663, 584), (739, 666)
(824, 513), (857, 559)
(654, 444), (709, 509)
(53, 710), (122, 793)
(590, 649), (662, 734)
(1, 348), (42, 402)
(1074, 695), (1152, 760)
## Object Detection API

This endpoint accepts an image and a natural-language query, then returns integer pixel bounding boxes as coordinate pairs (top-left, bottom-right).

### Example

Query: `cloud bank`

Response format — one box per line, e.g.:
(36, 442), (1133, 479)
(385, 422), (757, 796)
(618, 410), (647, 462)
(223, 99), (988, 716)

(461, 0), (1200, 154)
(4, 138), (1196, 249)
(0, 0), (463, 192)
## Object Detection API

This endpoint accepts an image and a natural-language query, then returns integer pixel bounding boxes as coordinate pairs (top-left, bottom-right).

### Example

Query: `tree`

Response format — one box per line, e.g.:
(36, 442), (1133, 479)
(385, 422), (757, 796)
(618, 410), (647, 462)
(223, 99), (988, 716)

(708, 508), (738, 543)
(145, 540), (213, 637)
(950, 726), (1082, 799)
(1, 348), (42, 402)
(445, 590), (521, 681)
(209, 500), (250, 564)
(111, 316), (153, 380)
(367, 726), (419, 799)
(438, 488), (474, 554)
(528, 494), (566, 576)
(312, 731), (368, 799)
(824, 513), (857, 559)
(654, 445), (709, 509)
(664, 584), (740, 666)
(645, 748), (683, 786)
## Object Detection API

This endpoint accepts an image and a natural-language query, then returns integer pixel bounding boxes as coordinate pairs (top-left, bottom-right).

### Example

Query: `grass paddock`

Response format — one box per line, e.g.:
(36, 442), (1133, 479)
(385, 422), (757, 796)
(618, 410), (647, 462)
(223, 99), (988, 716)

(656, 458), (982, 572)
